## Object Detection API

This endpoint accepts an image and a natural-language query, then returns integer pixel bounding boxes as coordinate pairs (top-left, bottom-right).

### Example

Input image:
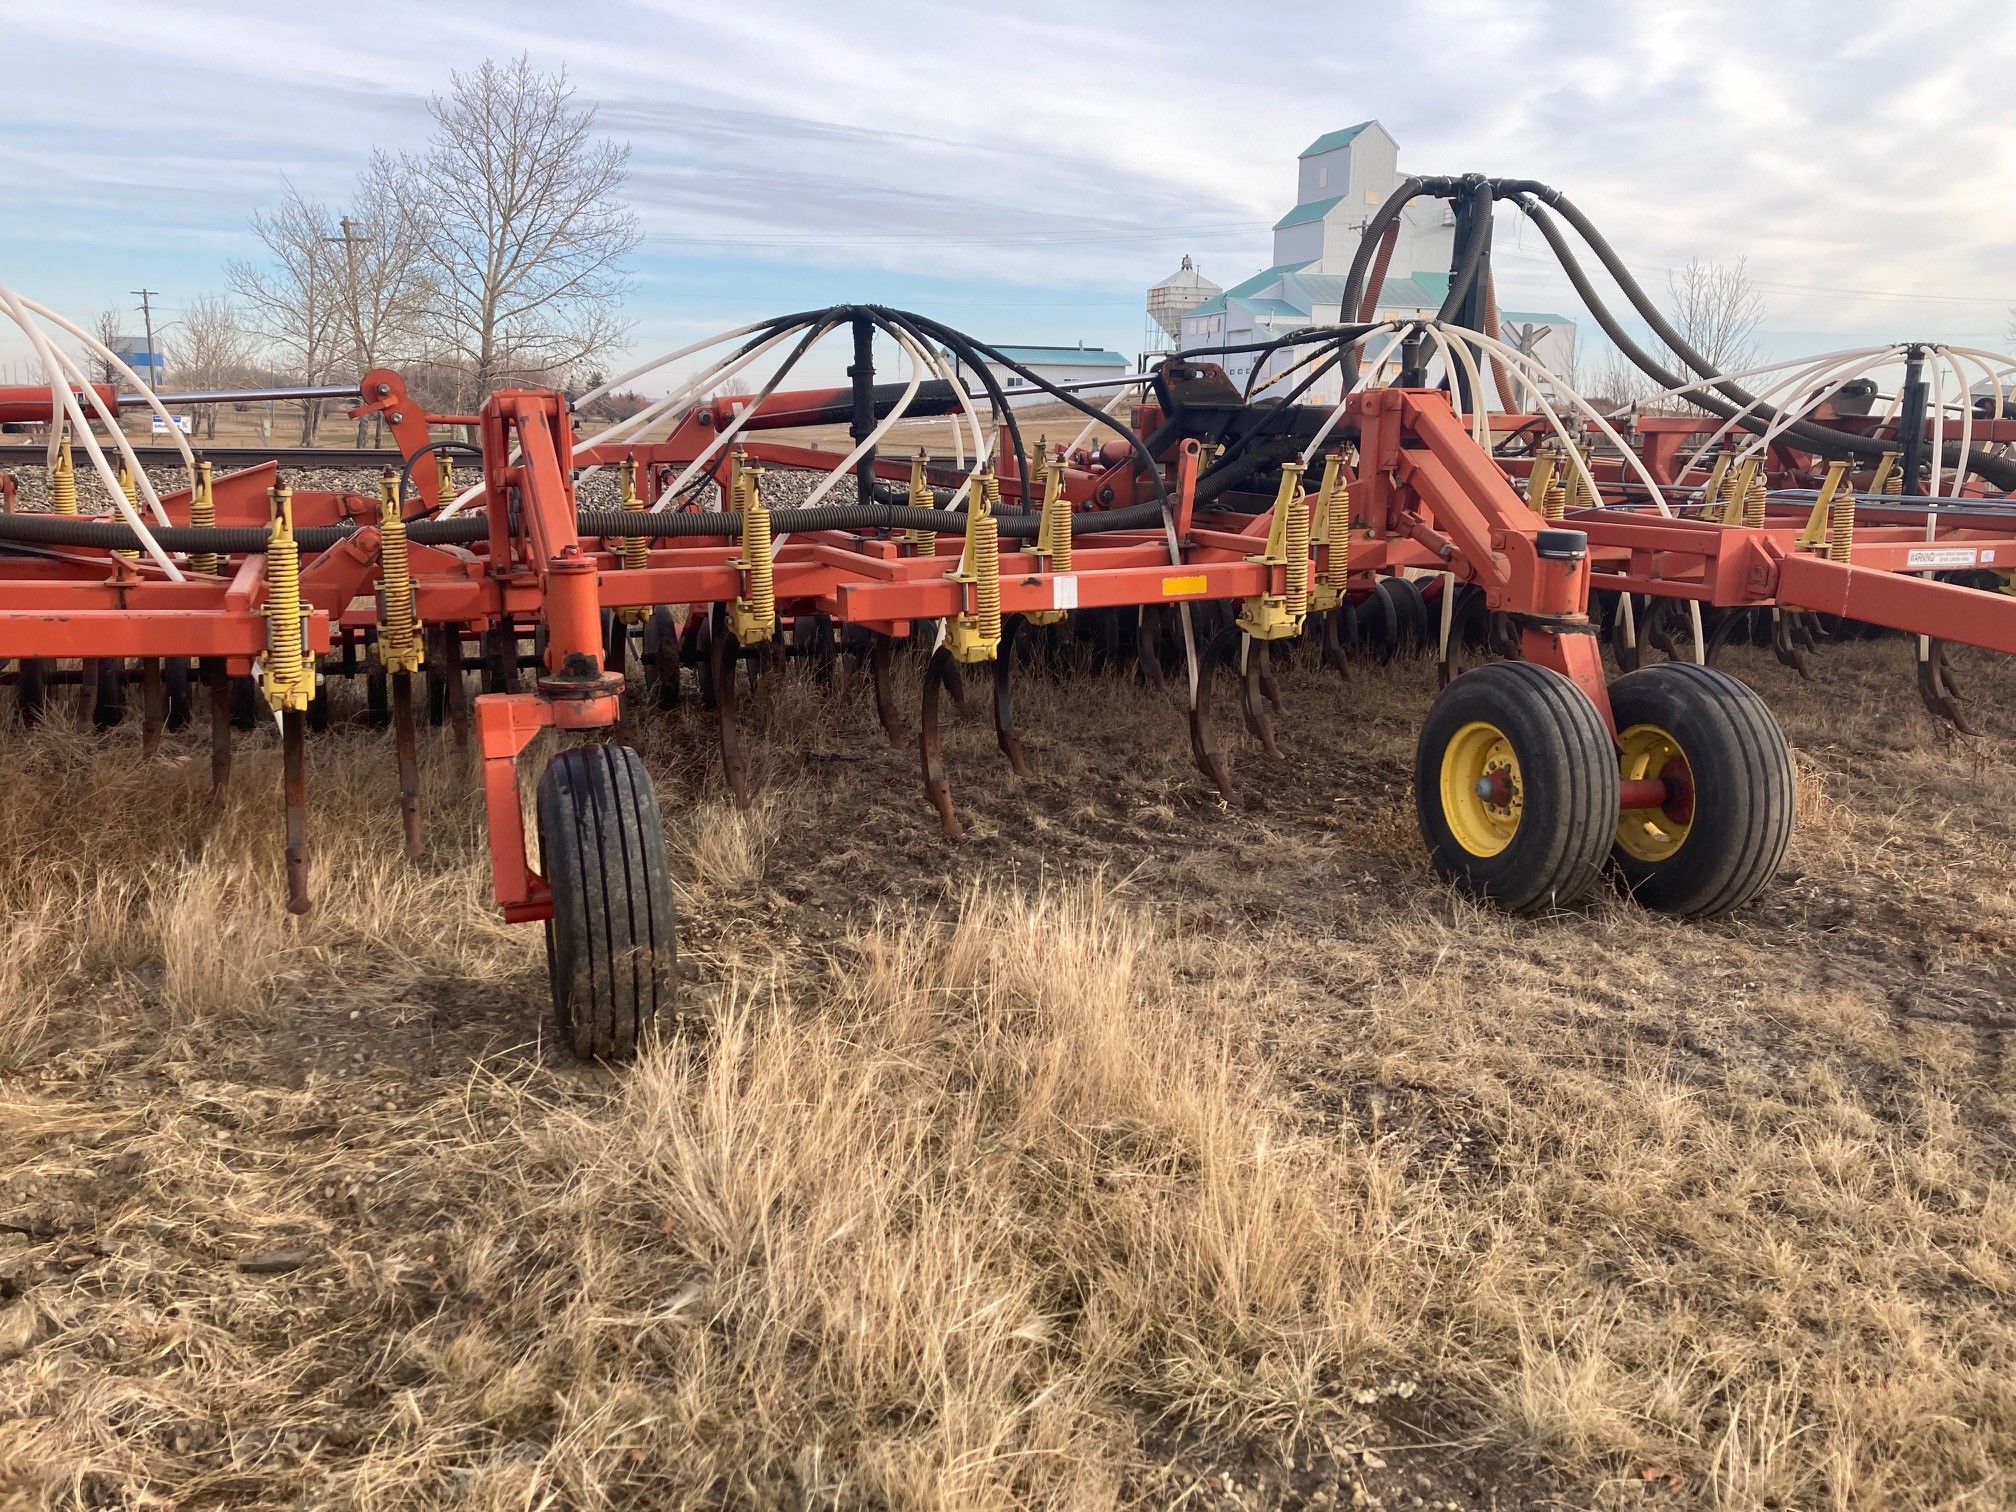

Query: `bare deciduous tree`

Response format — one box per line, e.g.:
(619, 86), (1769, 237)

(1666, 256), (1764, 376)
(174, 294), (253, 439)
(228, 186), (344, 442)
(393, 54), (640, 401)
(87, 306), (127, 387)
(330, 157), (436, 444)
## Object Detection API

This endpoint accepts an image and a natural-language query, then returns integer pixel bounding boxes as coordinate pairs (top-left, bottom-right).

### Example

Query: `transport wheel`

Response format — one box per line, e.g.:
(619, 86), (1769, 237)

(1415, 660), (1617, 913)
(536, 743), (677, 1062)
(1608, 662), (1793, 918)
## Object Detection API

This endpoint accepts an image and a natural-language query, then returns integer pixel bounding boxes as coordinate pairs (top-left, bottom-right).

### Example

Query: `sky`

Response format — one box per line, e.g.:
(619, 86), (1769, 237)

(1, 0), (2012, 392)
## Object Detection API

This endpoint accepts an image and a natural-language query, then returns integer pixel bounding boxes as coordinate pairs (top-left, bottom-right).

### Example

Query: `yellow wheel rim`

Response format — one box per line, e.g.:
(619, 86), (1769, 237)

(1616, 722), (1694, 862)
(1440, 719), (1523, 857)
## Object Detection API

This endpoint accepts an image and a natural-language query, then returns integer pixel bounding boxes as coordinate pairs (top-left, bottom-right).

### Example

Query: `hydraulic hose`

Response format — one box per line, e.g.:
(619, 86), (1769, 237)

(1437, 176), (1494, 323)
(1519, 188), (2016, 490)
(0, 499), (1174, 555)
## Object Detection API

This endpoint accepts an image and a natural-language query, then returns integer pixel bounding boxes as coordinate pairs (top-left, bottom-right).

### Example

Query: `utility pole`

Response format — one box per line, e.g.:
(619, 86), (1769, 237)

(132, 289), (160, 388)
(324, 216), (373, 446)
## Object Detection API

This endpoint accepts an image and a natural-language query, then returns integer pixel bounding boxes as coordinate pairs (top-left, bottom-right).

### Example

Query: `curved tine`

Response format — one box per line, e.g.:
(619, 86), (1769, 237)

(870, 633), (906, 748)
(711, 607), (751, 809)
(794, 612), (838, 686)
(1704, 607), (1750, 667)
(1188, 623), (1244, 806)
(1238, 635), (1284, 758)
(1256, 635), (1285, 717)
(1770, 609), (1812, 680)
(1320, 605), (1352, 681)
(937, 650), (969, 713)
(994, 615), (1033, 777)
(1921, 640), (1975, 734)
(1136, 604), (1169, 692)
(920, 645), (964, 838)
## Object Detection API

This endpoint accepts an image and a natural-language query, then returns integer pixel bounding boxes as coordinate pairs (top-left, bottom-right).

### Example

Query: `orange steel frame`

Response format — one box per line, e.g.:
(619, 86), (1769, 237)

(11, 370), (2016, 927)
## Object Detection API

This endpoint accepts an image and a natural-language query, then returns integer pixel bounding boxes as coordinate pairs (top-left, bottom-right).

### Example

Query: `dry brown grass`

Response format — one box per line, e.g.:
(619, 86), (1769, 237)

(1, 633), (2015, 1510)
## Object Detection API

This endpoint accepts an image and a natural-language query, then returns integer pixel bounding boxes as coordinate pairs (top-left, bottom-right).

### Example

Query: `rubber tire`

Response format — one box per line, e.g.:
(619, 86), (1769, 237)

(536, 743), (677, 1062)
(1607, 662), (1793, 918)
(1415, 660), (1618, 913)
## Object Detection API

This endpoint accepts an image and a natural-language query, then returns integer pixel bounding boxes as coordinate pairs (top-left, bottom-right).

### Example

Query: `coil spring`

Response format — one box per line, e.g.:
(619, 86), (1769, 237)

(264, 487), (309, 710)
(1541, 478), (1567, 522)
(742, 473), (775, 633)
(115, 463), (140, 561)
(1332, 480), (1351, 585)
(50, 437), (77, 515)
(1828, 487), (1855, 563)
(972, 513), (1001, 642)
(1284, 479), (1310, 619)
(618, 459), (649, 574)
(377, 479), (421, 674)
(1744, 473), (1767, 529)
(189, 460), (218, 575)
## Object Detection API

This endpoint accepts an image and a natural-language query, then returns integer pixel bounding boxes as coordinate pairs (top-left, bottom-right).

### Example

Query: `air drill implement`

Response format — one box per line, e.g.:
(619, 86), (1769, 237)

(6, 210), (2016, 1061)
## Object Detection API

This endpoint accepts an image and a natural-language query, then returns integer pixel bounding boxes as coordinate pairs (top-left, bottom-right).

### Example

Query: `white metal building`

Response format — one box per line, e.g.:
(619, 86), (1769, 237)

(1167, 121), (1576, 403)
(947, 342), (1130, 404)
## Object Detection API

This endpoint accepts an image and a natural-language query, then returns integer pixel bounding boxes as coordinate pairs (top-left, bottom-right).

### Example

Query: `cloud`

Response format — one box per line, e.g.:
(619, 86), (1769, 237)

(1, 0), (2011, 365)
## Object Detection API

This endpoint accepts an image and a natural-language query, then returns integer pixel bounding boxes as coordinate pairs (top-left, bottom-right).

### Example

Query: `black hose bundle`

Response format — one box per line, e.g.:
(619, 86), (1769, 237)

(0, 498), (1172, 555)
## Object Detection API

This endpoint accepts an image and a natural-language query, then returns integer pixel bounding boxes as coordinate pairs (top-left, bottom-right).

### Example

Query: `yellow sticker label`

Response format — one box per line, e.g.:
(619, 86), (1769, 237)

(1161, 575), (1209, 596)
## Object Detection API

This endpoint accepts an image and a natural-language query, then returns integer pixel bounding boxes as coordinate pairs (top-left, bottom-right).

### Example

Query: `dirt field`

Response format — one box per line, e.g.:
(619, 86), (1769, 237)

(1, 627), (2013, 1510)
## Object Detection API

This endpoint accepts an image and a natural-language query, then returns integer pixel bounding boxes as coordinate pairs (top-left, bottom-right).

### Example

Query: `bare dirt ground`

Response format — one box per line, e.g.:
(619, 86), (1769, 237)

(0, 623), (2013, 1510)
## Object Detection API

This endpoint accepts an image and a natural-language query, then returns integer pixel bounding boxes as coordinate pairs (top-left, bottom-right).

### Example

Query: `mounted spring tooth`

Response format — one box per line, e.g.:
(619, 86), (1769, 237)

(50, 432), (78, 515)
(944, 469), (1001, 663)
(263, 486), (312, 714)
(726, 459), (775, 647)
(616, 456), (650, 626)
(189, 459), (219, 575)
(903, 450), (936, 552)
(1024, 449), (1071, 628)
(1236, 461), (1309, 641)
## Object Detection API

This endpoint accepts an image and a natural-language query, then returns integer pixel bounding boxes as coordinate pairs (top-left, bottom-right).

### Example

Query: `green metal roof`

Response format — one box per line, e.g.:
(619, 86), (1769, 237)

(1299, 122), (1373, 158)
(1183, 294), (1230, 318)
(1273, 195), (1345, 231)
(1239, 298), (1307, 320)
(989, 345), (1126, 368)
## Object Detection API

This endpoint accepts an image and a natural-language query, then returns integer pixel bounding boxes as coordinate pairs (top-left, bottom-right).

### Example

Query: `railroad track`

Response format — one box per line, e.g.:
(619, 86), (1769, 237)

(0, 445), (405, 470)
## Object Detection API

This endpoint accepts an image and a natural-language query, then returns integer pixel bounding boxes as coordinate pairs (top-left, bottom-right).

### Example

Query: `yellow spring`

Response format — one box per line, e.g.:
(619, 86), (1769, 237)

(1541, 478), (1567, 522)
(1283, 476), (1310, 619)
(263, 486), (311, 711)
(437, 452), (455, 505)
(1828, 484), (1855, 564)
(618, 458), (649, 572)
(1744, 473), (1767, 529)
(1332, 478), (1351, 586)
(1884, 469), (1902, 496)
(377, 476), (422, 674)
(115, 463), (141, 562)
(971, 512), (1001, 643)
(739, 470), (775, 639)
(50, 435), (78, 515)
(1038, 463), (1073, 573)
(188, 460), (218, 575)
(905, 451), (936, 549)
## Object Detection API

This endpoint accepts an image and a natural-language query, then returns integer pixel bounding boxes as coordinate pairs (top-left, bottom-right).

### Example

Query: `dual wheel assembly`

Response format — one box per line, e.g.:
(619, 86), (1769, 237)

(526, 659), (1795, 1064)
(1417, 660), (1794, 917)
